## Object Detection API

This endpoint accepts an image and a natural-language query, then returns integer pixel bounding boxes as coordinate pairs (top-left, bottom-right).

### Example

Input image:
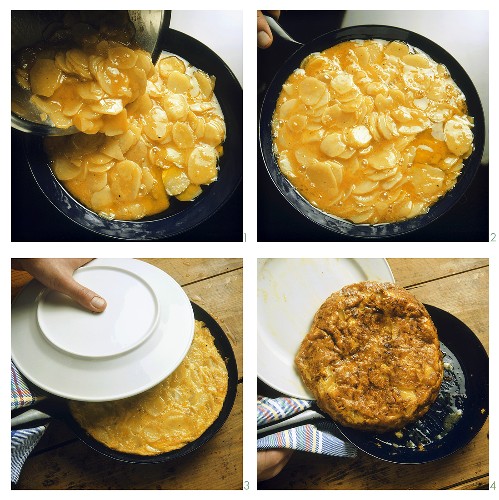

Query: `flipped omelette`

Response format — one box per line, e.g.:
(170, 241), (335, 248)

(295, 281), (443, 433)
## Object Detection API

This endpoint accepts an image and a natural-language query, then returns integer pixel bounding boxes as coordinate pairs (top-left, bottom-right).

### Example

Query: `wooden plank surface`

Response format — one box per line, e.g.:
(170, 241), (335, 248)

(12, 258), (243, 490)
(259, 258), (489, 490)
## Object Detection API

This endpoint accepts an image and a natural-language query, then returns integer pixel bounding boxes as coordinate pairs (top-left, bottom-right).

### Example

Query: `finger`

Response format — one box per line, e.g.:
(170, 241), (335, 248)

(73, 283), (107, 312)
(257, 449), (293, 481)
(257, 11), (273, 49)
(57, 279), (107, 313)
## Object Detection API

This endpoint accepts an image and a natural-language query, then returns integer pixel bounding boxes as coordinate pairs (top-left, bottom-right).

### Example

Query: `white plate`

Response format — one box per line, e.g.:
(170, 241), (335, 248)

(11, 259), (194, 402)
(257, 258), (394, 399)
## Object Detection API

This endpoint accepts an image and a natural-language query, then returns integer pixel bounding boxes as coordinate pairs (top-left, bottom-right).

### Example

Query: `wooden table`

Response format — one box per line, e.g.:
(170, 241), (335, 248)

(258, 258), (489, 490)
(11, 258), (243, 490)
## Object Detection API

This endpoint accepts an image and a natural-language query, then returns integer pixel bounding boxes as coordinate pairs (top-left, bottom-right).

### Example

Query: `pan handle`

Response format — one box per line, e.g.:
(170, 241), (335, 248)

(257, 409), (325, 439)
(11, 409), (51, 430)
(258, 15), (303, 63)
(258, 16), (304, 91)
(265, 16), (302, 46)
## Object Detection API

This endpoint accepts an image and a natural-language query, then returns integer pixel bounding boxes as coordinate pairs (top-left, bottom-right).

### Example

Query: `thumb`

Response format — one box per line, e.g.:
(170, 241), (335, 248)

(59, 279), (107, 313)
(257, 11), (273, 49)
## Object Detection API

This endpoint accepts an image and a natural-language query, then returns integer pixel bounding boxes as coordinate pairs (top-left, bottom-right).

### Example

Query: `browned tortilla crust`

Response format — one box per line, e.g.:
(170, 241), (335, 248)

(295, 281), (443, 432)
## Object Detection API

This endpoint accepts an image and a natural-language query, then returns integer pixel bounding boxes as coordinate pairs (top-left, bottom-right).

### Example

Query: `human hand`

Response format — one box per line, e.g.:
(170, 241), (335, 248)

(257, 10), (281, 49)
(12, 258), (107, 313)
(257, 449), (293, 481)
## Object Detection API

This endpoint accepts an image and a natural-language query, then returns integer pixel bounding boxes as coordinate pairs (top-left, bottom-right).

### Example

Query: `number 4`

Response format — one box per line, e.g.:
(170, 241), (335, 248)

(491, 481), (496, 490)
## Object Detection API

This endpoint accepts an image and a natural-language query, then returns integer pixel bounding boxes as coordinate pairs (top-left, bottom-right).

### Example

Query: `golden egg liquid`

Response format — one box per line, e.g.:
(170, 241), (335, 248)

(272, 39), (474, 225)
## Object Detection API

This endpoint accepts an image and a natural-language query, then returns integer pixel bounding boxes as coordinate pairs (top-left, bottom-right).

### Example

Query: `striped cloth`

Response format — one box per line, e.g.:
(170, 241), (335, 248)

(11, 362), (48, 484)
(11, 362), (37, 410)
(257, 396), (357, 457)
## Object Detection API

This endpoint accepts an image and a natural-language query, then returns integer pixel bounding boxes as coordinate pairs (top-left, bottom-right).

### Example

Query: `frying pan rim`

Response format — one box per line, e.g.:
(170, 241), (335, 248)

(21, 28), (242, 241)
(259, 24), (486, 239)
(63, 301), (239, 464)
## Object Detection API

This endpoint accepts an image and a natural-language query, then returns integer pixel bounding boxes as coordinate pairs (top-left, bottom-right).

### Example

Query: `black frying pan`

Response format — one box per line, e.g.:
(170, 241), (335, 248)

(12, 302), (239, 464)
(258, 304), (488, 464)
(259, 24), (485, 238)
(21, 25), (242, 240)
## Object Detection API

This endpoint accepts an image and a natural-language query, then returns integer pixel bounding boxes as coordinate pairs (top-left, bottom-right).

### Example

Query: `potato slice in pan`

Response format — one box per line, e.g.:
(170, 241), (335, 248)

(162, 166), (191, 196)
(53, 158), (80, 180)
(444, 119), (473, 156)
(108, 46), (138, 70)
(172, 122), (196, 149)
(320, 132), (346, 158)
(187, 145), (218, 185)
(298, 77), (327, 106)
(306, 161), (338, 195)
(91, 186), (113, 210)
(158, 56), (186, 78)
(109, 160), (142, 202)
(86, 172), (108, 192)
(167, 71), (192, 94)
(194, 70), (215, 99)
(30, 59), (63, 97)
(176, 183), (203, 202)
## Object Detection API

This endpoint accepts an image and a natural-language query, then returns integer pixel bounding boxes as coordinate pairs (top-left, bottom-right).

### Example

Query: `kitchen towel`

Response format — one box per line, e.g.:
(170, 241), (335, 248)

(257, 396), (357, 457)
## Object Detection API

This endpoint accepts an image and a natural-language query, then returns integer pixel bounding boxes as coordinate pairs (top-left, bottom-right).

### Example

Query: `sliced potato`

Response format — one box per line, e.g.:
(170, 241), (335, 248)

(127, 93), (153, 116)
(298, 77), (327, 105)
(176, 183), (202, 202)
(320, 133), (346, 158)
(172, 122), (195, 149)
(108, 46), (138, 70)
(140, 167), (155, 194)
(187, 145), (218, 184)
(444, 119), (473, 156)
(125, 138), (147, 164)
(162, 166), (191, 195)
(163, 94), (188, 121)
(109, 160), (142, 201)
(53, 158), (80, 180)
(203, 118), (225, 146)
(158, 56), (186, 78)
(167, 71), (192, 94)
(194, 70), (215, 98)
(135, 51), (155, 78)
(384, 41), (410, 58)
(306, 161), (338, 195)
(100, 109), (128, 136)
(30, 59), (62, 97)
(99, 137), (125, 161)
(91, 185), (113, 210)
(90, 98), (123, 115)
(86, 172), (108, 192)
(117, 129), (139, 154)
(76, 81), (104, 101)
